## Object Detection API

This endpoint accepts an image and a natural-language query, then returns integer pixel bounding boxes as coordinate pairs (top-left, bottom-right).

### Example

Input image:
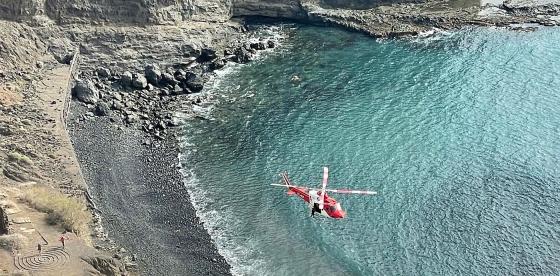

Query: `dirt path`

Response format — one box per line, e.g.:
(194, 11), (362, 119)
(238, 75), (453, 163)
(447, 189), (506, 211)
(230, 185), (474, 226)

(0, 52), (123, 275)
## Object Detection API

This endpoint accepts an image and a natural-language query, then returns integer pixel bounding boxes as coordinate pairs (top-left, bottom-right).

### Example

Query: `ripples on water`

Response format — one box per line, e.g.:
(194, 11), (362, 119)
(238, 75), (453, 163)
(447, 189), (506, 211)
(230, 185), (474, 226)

(180, 26), (560, 275)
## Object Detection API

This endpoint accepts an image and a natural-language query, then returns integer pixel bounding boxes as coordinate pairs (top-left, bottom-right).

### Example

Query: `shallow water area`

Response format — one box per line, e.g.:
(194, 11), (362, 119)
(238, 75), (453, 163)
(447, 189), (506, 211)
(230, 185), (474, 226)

(180, 25), (560, 275)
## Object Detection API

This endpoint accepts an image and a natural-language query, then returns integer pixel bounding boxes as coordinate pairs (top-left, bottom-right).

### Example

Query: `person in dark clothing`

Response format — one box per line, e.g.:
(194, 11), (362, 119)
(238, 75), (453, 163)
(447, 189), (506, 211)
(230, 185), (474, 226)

(59, 236), (65, 249)
(311, 203), (321, 217)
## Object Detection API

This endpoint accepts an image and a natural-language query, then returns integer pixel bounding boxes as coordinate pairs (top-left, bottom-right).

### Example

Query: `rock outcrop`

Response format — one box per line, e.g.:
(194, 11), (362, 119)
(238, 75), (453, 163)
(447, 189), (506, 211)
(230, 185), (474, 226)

(0, 0), (45, 21)
(73, 79), (99, 104)
(0, 0), (310, 23)
(82, 255), (128, 276)
(319, 0), (410, 9)
(2, 0), (560, 39)
(0, 0), (233, 23)
(0, 205), (9, 235)
(232, 0), (307, 19)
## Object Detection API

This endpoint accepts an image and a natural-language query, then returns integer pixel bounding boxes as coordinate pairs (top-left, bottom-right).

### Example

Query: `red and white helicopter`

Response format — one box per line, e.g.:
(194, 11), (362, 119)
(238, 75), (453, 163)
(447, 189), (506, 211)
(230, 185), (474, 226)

(271, 167), (377, 219)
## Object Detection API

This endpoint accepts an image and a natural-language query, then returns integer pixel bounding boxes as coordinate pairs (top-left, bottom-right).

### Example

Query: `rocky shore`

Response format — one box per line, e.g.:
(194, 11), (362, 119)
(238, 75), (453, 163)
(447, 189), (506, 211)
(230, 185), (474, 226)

(70, 39), (276, 142)
(303, 0), (560, 37)
(69, 103), (231, 275)
(65, 23), (279, 275)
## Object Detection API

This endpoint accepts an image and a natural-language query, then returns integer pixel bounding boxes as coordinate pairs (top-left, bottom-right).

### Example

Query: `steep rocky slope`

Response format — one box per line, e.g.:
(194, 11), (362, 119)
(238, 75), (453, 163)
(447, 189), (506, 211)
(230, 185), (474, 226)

(2, 0), (560, 37)
(0, 0), (306, 23)
(0, 0), (233, 23)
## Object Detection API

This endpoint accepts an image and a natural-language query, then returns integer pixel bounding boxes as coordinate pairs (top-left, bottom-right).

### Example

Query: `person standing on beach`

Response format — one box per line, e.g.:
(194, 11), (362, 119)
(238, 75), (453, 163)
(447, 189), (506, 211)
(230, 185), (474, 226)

(37, 243), (42, 255)
(59, 236), (65, 249)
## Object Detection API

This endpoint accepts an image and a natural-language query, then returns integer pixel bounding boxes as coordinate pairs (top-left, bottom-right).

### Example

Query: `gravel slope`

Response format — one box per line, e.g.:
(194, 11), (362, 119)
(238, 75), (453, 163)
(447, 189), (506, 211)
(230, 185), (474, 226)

(68, 104), (231, 276)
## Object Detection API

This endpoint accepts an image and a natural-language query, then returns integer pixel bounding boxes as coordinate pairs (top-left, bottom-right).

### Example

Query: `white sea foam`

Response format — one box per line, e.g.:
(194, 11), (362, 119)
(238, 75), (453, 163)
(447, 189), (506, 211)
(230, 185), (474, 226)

(178, 140), (267, 276)
(412, 28), (455, 42)
(175, 24), (292, 276)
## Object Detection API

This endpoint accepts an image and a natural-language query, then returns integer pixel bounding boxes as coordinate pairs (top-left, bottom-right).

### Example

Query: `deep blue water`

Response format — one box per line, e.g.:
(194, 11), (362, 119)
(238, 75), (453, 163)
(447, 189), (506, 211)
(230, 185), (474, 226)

(180, 25), (560, 275)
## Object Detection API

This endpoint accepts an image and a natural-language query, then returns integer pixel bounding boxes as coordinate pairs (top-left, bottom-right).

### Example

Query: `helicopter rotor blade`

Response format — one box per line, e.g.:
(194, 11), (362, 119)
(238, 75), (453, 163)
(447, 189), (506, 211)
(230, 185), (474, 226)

(323, 188), (377, 195)
(319, 167), (328, 210)
(270, 183), (311, 190)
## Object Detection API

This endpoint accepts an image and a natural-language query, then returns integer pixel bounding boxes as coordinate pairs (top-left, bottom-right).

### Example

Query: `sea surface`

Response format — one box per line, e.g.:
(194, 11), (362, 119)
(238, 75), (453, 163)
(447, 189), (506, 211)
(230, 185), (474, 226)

(179, 25), (560, 275)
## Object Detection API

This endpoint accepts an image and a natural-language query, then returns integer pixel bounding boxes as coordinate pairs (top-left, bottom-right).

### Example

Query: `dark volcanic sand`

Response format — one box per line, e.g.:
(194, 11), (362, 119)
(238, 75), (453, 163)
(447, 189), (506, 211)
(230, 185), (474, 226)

(68, 103), (231, 276)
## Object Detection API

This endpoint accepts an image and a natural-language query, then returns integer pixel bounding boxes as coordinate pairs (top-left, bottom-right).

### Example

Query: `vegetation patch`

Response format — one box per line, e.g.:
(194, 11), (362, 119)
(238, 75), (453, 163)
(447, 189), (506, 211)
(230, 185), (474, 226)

(22, 186), (90, 236)
(7, 152), (33, 167)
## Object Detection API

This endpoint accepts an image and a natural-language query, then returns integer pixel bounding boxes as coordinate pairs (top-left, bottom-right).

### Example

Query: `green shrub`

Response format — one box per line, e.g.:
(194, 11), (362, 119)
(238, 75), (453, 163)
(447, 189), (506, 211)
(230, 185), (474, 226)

(7, 152), (33, 166)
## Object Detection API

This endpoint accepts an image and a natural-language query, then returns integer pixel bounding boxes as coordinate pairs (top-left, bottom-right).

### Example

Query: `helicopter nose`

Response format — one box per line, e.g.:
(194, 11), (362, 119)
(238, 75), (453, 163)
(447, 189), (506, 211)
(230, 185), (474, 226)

(338, 210), (346, 218)
(332, 209), (346, 219)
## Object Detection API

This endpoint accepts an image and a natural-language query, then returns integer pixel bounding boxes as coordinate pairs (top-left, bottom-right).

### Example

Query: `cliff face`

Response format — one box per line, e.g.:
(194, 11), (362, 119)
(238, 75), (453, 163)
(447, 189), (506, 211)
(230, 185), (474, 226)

(0, 0), (316, 23)
(2, 0), (424, 24)
(45, 0), (234, 23)
(319, 0), (414, 9)
(0, 0), (234, 23)
(0, 0), (44, 20)
(232, 0), (307, 19)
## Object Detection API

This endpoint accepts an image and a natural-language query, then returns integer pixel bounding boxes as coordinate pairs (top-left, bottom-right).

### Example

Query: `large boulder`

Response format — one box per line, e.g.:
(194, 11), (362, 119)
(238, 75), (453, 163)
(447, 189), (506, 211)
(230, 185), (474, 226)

(233, 47), (253, 64)
(132, 74), (148, 89)
(144, 64), (161, 85)
(96, 67), (111, 78)
(196, 48), (217, 63)
(250, 41), (266, 50)
(52, 50), (75, 65)
(95, 102), (111, 116)
(160, 72), (177, 86)
(184, 71), (197, 83)
(121, 71), (133, 87)
(210, 59), (226, 70)
(174, 69), (186, 82)
(267, 40), (276, 48)
(172, 84), (185, 95)
(183, 76), (204, 93)
(180, 44), (200, 57)
(73, 80), (99, 104)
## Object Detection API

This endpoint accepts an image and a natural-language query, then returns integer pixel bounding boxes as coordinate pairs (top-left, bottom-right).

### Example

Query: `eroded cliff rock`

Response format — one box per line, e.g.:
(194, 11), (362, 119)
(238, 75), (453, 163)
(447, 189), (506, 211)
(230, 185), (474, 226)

(233, 0), (307, 19)
(0, 205), (9, 235)
(0, 0), (234, 23)
(319, 0), (415, 9)
(0, 0), (314, 23)
(0, 0), (44, 20)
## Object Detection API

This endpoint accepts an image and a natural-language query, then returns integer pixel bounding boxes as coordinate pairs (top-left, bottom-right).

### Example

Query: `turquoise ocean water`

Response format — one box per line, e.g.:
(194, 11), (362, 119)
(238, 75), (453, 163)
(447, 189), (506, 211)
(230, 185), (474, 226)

(180, 25), (560, 275)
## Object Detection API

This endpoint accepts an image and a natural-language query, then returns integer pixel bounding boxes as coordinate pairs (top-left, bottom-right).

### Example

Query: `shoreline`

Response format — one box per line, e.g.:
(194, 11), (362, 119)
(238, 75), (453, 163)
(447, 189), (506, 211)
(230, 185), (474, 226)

(68, 103), (231, 275)
(64, 22), (283, 275)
